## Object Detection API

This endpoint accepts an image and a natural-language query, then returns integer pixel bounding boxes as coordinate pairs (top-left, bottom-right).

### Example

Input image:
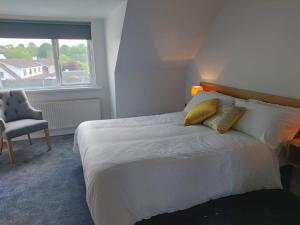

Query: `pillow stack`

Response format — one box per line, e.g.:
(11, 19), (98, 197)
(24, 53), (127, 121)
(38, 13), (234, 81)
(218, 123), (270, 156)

(234, 99), (300, 150)
(184, 91), (247, 133)
(184, 91), (300, 150)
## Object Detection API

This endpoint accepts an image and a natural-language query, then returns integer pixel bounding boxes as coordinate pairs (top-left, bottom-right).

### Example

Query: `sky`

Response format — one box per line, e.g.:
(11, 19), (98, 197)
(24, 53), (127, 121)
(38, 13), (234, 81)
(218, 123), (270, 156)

(0, 38), (87, 47)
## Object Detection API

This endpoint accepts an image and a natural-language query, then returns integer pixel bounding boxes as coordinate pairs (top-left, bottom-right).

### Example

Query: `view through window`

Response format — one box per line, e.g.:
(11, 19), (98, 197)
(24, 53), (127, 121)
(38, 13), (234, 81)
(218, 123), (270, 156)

(58, 39), (91, 85)
(0, 38), (93, 89)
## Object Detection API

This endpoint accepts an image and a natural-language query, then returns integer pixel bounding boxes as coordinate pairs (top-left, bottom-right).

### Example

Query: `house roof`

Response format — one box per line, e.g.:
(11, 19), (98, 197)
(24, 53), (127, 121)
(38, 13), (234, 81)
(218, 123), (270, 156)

(0, 63), (21, 80)
(0, 59), (54, 69)
(0, 59), (55, 80)
(35, 59), (54, 67)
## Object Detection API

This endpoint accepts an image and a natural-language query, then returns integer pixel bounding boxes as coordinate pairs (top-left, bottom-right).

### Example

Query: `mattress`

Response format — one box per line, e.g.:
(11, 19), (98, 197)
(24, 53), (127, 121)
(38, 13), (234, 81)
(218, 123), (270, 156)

(73, 112), (282, 225)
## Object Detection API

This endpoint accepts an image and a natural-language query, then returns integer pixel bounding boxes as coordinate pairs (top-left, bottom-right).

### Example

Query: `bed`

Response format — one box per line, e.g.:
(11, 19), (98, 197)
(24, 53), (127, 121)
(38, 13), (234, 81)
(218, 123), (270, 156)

(73, 82), (300, 225)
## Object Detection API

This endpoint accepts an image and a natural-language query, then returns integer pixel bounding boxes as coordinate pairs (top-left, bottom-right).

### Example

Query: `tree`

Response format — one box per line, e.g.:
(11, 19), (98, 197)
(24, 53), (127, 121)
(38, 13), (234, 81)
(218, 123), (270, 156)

(59, 54), (70, 69)
(0, 45), (5, 54)
(60, 45), (70, 56)
(69, 44), (88, 62)
(27, 42), (38, 57)
(59, 43), (88, 63)
(37, 43), (53, 59)
(17, 44), (25, 48)
(5, 45), (32, 59)
(79, 62), (89, 70)
(63, 59), (80, 71)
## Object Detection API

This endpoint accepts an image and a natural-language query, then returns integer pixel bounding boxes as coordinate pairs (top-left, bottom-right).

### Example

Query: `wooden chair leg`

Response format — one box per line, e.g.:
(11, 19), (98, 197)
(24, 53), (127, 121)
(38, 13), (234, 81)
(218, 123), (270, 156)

(44, 129), (52, 151)
(27, 133), (32, 145)
(0, 138), (3, 155)
(7, 140), (16, 164)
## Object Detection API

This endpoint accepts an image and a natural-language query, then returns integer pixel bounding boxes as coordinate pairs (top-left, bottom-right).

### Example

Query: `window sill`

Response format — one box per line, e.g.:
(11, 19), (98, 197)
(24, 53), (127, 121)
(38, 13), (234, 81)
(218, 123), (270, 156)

(25, 85), (102, 93)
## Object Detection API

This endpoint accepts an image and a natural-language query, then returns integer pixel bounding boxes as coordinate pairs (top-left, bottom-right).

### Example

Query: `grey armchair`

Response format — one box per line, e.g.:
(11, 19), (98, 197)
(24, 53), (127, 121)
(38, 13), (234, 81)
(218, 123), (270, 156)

(0, 90), (51, 164)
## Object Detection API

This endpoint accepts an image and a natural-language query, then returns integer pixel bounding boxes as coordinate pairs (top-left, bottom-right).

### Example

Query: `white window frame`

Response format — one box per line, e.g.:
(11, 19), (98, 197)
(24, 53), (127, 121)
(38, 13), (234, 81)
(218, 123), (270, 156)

(51, 39), (96, 88)
(0, 38), (96, 91)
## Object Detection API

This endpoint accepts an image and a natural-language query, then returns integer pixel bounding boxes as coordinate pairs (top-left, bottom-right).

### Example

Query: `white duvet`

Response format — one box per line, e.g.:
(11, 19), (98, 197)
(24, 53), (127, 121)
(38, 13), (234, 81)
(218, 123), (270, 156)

(74, 112), (282, 225)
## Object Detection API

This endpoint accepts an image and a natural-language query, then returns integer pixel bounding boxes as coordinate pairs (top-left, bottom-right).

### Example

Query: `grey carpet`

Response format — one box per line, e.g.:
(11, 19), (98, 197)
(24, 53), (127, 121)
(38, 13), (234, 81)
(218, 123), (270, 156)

(0, 134), (94, 225)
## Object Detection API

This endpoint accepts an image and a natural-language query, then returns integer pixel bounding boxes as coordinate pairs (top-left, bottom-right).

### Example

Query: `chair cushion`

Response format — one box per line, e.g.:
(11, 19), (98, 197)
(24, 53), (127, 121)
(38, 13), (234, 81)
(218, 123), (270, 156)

(5, 119), (48, 139)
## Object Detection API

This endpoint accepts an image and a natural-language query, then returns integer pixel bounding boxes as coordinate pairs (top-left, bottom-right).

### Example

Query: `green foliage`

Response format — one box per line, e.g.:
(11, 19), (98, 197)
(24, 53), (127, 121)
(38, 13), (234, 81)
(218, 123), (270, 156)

(5, 45), (32, 59)
(59, 44), (88, 70)
(60, 54), (71, 66)
(79, 62), (89, 70)
(27, 42), (38, 57)
(37, 43), (53, 59)
(1, 41), (89, 71)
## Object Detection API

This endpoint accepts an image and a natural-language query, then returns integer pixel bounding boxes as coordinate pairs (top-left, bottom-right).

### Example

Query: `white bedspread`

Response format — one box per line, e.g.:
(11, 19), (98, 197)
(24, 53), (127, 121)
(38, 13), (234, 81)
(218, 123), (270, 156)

(74, 112), (282, 225)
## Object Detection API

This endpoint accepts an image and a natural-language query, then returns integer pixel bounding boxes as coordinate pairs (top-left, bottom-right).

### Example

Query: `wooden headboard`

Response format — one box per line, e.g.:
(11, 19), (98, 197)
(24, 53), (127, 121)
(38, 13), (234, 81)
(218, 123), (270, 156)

(201, 82), (300, 108)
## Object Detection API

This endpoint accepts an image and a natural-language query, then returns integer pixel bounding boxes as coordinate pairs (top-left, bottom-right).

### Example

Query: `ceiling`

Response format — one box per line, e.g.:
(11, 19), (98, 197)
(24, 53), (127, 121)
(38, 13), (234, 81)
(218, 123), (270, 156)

(0, 0), (126, 20)
(117, 0), (225, 70)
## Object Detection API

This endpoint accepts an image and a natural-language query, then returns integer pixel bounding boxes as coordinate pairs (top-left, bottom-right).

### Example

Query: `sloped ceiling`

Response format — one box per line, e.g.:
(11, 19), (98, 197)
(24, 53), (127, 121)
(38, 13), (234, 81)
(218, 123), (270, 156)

(0, 0), (126, 20)
(117, 0), (225, 71)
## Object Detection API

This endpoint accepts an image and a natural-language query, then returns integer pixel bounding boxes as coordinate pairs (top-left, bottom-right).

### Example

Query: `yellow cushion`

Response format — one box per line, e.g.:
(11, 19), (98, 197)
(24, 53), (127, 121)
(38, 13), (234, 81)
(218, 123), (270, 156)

(184, 99), (218, 126)
(203, 104), (246, 133)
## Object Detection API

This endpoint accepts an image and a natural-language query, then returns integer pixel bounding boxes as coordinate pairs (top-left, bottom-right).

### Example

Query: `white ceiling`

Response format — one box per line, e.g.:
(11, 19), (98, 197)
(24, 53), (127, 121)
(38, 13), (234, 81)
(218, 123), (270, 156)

(118, 0), (225, 69)
(0, 0), (126, 20)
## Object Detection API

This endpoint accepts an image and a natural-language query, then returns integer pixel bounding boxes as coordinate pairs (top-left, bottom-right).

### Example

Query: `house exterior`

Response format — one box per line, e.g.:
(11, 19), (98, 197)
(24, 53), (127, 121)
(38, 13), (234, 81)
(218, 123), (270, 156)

(36, 59), (56, 74)
(0, 62), (21, 80)
(0, 59), (55, 80)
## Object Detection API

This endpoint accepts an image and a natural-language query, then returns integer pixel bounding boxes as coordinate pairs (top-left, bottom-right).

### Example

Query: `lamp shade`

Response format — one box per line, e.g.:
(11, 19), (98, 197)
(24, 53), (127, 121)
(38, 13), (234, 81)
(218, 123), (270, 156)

(191, 86), (204, 97)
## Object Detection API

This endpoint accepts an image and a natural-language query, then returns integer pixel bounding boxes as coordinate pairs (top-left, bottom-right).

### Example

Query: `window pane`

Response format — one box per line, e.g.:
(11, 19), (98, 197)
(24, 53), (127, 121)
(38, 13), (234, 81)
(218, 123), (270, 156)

(0, 38), (57, 89)
(58, 39), (91, 85)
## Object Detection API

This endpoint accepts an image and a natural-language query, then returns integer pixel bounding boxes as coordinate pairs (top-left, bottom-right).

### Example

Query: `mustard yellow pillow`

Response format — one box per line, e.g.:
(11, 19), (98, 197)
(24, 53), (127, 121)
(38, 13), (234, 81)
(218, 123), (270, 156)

(203, 104), (246, 133)
(184, 99), (218, 126)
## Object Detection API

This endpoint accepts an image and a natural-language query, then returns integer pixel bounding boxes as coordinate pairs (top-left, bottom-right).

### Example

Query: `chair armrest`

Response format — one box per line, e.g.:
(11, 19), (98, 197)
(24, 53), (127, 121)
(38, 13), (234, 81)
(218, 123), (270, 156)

(26, 104), (43, 120)
(0, 119), (6, 138)
(19, 101), (43, 120)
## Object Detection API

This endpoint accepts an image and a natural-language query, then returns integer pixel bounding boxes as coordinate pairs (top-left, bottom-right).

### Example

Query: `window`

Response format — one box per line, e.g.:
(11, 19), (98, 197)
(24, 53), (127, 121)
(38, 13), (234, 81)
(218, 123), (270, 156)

(0, 38), (94, 89)
(58, 39), (92, 85)
(0, 72), (4, 79)
(0, 20), (93, 90)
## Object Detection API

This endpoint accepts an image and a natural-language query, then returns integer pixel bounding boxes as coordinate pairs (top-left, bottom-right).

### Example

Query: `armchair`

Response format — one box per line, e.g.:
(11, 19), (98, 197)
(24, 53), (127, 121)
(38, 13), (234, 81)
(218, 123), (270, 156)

(0, 90), (51, 164)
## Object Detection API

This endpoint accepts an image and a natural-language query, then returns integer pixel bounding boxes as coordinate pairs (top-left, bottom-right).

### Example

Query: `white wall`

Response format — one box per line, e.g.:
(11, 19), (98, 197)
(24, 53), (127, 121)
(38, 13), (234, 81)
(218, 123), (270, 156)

(4, 64), (22, 77)
(115, 68), (186, 117)
(91, 19), (111, 119)
(115, 0), (224, 118)
(105, 1), (127, 118)
(186, 0), (300, 101)
(0, 68), (15, 80)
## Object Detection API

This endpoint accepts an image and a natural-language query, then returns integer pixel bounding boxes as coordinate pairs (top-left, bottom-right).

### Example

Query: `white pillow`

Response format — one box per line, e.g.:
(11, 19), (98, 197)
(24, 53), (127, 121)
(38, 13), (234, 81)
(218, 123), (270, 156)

(184, 91), (235, 112)
(234, 99), (300, 150)
(249, 99), (300, 113)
